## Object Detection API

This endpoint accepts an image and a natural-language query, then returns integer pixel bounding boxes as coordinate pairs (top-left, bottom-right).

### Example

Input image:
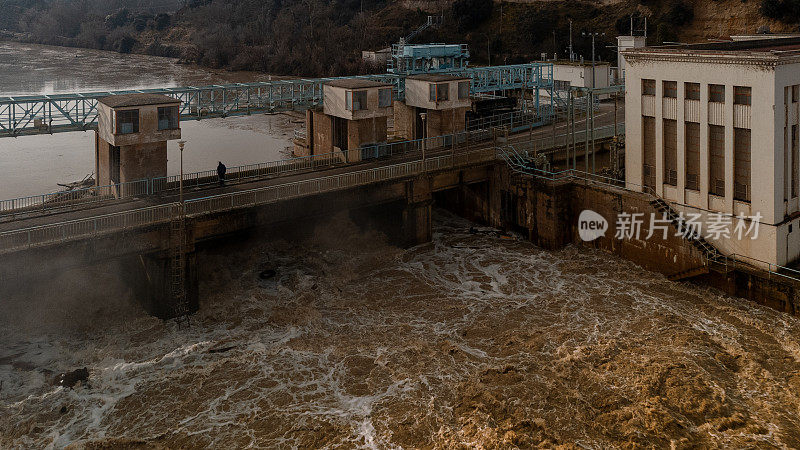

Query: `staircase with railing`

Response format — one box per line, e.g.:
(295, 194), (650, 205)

(404, 15), (441, 44)
(648, 198), (724, 263)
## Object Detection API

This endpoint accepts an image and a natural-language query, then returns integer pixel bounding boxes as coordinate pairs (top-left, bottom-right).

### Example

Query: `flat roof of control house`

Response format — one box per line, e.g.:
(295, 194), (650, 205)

(324, 79), (392, 89)
(98, 93), (181, 108)
(407, 74), (470, 82)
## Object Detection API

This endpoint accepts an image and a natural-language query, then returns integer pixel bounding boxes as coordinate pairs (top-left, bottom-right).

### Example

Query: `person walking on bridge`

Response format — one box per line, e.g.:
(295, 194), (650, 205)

(217, 161), (227, 187)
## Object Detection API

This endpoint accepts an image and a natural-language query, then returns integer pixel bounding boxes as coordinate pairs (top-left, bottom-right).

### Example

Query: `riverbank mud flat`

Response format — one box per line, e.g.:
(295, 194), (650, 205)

(1, 210), (800, 447)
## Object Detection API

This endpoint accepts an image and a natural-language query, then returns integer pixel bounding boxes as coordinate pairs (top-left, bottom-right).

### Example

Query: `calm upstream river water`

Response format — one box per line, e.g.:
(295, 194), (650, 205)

(0, 41), (295, 199)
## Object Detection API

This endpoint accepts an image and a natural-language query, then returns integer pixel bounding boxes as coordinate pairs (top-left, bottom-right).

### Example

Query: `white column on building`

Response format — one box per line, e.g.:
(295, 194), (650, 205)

(724, 84), (735, 213)
(699, 82), (710, 210)
(624, 71), (642, 191)
(677, 81), (686, 204)
(784, 87), (791, 216)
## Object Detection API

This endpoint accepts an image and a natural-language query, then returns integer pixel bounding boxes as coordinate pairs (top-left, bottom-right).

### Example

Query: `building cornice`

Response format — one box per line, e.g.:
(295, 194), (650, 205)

(621, 50), (800, 68)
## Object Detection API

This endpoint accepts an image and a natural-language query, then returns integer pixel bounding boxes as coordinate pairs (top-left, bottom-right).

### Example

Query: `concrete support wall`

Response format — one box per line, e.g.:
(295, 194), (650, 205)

(425, 107), (468, 138)
(133, 251), (199, 319)
(393, 102), (417, 140)
(96, 137), (166, 193)
(310, 109), (334, 156)
(120, 141), (167, 183)
(347, 116), (388, 161)
(96, 133), (113, 187)
(403, 177), (433, 246)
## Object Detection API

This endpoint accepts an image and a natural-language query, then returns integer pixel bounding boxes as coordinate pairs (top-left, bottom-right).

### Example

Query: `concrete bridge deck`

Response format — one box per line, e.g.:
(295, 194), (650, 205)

(0, 101), (625, 227)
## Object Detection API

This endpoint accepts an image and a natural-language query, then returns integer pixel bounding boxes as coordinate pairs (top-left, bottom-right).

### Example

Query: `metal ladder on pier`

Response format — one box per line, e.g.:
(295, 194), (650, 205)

(169, 206), (190, 326)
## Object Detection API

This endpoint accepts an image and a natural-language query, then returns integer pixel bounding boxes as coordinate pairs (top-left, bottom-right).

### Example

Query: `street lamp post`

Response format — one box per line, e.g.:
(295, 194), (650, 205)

(419, 113), (427, 165)
(177, 140), (186, 205)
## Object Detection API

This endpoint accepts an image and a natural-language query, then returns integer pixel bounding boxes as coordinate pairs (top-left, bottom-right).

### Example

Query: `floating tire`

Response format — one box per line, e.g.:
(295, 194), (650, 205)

(259, 269), (277, 280)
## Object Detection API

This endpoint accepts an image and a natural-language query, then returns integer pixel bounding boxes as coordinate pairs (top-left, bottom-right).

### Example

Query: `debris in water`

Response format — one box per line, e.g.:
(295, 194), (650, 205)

(52, 368), (89, 389)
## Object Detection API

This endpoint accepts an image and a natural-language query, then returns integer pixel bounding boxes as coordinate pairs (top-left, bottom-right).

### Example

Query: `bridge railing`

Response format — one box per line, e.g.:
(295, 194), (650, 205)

(0, 150), (351, 220)
(0, 147), (498, 254)
(0, 120), (619, 220)
(0, 203), (179, 254)
(0, 127), (497, 220)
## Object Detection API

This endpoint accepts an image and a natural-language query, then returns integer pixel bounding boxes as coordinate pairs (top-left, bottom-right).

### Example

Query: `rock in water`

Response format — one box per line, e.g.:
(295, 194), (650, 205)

(53, 368), (89, 388)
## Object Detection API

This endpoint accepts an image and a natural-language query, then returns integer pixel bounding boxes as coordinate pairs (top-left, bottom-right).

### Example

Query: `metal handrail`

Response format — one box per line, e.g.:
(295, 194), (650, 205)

(1, 119), (618, 220)
(0, 147), (498, 254)
(0, 150), (348, 219)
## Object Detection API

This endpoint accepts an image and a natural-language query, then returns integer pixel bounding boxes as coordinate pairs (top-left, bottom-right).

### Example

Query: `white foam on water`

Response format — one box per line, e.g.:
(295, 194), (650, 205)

(2, 209), (800, 447)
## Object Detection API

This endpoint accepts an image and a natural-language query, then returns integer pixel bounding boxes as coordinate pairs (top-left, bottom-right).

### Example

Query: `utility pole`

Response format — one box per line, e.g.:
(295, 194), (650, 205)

(569, 19), (574, 61)
(583, 32), (605, 89)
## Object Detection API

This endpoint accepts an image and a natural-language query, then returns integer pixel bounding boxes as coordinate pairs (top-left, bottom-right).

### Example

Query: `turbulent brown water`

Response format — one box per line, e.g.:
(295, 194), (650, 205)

(2, 210), (800, 448)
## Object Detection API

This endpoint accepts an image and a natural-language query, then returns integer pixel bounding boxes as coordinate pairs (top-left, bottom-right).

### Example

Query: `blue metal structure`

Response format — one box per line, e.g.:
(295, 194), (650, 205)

(388, 43), (470, 74)
(0, 63), (553, 138)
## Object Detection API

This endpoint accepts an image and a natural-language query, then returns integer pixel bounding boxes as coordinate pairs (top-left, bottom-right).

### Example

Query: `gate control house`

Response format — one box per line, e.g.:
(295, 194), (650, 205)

(394, 74), (471, 142)
(295, 79), (393, 162)
(95, 93), (181, 195)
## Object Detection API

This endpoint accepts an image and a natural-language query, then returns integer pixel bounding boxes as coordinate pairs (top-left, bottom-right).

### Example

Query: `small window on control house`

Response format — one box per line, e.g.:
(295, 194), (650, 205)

(158, 106), (179, 130)
(458, 81), (469, 99)
(347, 90), (368, 111)
(378, 88), (392, 108)
(432, 83), (449, 101)
(116, 109), (139, 134)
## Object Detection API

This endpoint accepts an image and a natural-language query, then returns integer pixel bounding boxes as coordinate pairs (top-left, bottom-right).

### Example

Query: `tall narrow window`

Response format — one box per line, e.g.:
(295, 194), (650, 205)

(642, 79), (656, 96)
(793, 125), (798, 199)
(436, 83), (449, 101)
(734, 128), (751, 202)
(786, 125), (790, 202)
(378, 88), (392, 108)
(663, 119), (678, 186)
(458, 81), (470, 99)
(116, 109), (139, 134)
(709, 124), (725, 196)
(685, 82), (700, 100)
(786, 87), (791, 201)
(643, 116), (656, 189)
(348, 90), (368, 111)
(709, 84), (725, 103)
(685, 122), (700, 190)
(793, 85), (799, 103)
(663, 81), (677, 98)
(734, 86), (751, 105)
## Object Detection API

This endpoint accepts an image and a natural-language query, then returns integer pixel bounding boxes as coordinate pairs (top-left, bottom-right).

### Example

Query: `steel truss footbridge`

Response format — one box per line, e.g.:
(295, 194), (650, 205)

(0, 63), (553, 137)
